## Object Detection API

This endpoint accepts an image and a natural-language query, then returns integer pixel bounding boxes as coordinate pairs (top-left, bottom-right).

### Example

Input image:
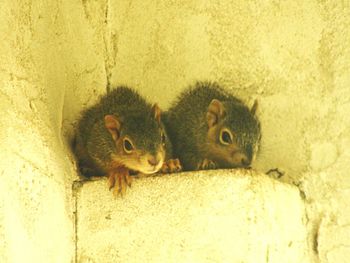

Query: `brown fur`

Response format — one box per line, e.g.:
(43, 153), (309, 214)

(74, 86), (174, 196)
(163, 82), (261, 170)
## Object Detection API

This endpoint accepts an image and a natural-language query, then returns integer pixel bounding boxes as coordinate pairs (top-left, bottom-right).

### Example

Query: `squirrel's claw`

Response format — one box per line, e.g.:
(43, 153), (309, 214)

(108, 174), (116, 191)
(161, 158), (182, 173)
(197, 159), (217, 170)
(173, 159), (182, 172)
(108, 167), (132, 197)
(124, 173), (133, 187)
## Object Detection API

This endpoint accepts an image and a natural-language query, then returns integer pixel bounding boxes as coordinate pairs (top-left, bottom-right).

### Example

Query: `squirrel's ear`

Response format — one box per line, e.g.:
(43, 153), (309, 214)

(251, 100), (258, 115)
(151, 103), (161, 124)
(104, 115), (121, 141)
(207, 99), (225, 128)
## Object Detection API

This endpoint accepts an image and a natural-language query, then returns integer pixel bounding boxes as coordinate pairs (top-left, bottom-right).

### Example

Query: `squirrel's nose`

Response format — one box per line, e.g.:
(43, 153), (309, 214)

(148, 156), (159, 166)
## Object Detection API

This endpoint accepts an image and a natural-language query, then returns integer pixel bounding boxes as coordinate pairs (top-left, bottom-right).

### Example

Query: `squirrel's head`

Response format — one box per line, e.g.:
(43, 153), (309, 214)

(205, 99), (261, 168)
(104, 104), (166, 174)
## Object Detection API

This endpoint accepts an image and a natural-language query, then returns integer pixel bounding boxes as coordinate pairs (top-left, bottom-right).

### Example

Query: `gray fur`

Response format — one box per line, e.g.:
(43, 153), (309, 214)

(163, 81), (261, 170)
(75, 86), (169, 176)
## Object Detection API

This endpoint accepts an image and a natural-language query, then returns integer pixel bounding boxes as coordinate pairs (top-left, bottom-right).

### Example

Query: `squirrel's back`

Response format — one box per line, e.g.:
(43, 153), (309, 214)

(75, 86), (167, 175)
(164, 81), (260, 170)
(168, 82), (242, 116)
(165, 81), (246, 142)
(78, 87), (151, 135)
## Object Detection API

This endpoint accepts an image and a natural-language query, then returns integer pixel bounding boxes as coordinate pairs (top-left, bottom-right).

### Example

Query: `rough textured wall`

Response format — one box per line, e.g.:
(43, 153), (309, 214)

(0, 0), (106, 262)
(101, 1), (350, 262)
(76, 171), (310, 263)
(1, 0), (349, 262)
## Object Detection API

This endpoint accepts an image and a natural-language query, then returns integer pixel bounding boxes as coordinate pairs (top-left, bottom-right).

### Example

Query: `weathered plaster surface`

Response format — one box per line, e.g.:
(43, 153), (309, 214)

(1, 0), (349, 262)
(76, 170), (310, 263)
(106, 1), (350, 262)
(0, 0), (107, 262)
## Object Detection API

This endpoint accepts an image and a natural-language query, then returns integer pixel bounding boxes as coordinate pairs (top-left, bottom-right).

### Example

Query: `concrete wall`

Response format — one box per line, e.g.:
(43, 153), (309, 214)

(1, 0), (349, 262)
(76, 171), (310, 263)
(107, 1), (350, 261)
(0, 0), (106, 262)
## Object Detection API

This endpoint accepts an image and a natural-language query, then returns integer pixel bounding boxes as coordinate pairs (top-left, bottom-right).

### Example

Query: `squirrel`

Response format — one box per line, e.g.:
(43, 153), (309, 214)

(74, 86), (181, 195)
(163, 81), (261, 171)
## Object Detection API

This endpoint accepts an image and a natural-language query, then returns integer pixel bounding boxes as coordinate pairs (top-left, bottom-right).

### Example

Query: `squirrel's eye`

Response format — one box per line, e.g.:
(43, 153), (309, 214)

(220, 129), (233, 145)
(123, 138), (134, 153)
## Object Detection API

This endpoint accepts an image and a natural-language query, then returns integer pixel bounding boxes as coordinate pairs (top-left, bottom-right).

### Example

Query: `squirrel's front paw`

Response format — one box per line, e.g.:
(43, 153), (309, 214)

(108, 167), (132, 197)
(161, 158), (182, 173)
(197, 159), (217, 170)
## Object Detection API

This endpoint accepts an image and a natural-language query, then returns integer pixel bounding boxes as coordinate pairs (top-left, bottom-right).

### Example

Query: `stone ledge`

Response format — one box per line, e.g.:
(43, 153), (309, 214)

(75, 169), (310, 263)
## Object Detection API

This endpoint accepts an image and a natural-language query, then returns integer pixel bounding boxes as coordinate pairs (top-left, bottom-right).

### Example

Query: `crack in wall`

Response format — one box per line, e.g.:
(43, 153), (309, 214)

(104, 0), (111, 93)
(103, 0), (121, 94)
(305, 211), (322, 263)
(312, 219), (321, 257)
(103, 0), (113, 93)
(81, 0), (117, 94)
(72, 180), (83, 263)
(265, 245), (270, 263)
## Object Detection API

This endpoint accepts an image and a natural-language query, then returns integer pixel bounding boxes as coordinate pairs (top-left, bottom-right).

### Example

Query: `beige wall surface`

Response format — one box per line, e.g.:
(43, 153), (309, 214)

(77, 171), (310, 263)
(0, 0), (106, 262)
(1, 0), (349, 262)
(107, 1), (350, 261)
